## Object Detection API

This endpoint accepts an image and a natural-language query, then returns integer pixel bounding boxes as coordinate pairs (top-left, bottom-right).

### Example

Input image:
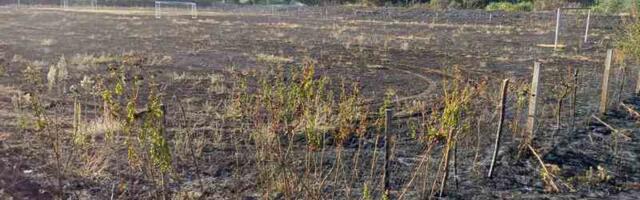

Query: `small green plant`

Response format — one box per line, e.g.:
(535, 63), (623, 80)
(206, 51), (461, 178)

(336, 80), (362, 144)
(570, 165), (612, 185)
(362, 184), (372, 200)
(13, 95), (30, 132)
(0, 62), (5, 77)
(143, 82), (172, 174)
(422, 70), (474, 197)
(20, 62), (68, 196)
(376, 89), (396, 130)
(72, 95), (87, 147)
(124, 76), (140, 169)
(96, 56), (173, 197)
(22, 63), (45, 90)
(244, 61), (340, 197)
(426, 79), (472, 141)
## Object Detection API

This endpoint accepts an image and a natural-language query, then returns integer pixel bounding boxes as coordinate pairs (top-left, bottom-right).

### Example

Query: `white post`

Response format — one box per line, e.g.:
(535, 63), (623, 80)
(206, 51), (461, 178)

(155, 2), (160, 19)
(554, 8), (561, 50)
(16, 0), (20, 9)
(584, 9), (591, 43)
(325, 7), (328, 20)
(192, 3), (197, 19)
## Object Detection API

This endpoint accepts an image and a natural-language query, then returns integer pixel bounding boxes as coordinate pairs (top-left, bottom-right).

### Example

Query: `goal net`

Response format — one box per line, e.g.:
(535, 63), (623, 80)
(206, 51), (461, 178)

(155, 1), (197, 19)
(61, 0), (97, 10)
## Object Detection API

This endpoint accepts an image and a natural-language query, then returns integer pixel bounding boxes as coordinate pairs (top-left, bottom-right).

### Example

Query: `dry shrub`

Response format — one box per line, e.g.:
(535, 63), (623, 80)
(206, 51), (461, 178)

(430, 0), (450, 10)
(533, 0), (569, 11)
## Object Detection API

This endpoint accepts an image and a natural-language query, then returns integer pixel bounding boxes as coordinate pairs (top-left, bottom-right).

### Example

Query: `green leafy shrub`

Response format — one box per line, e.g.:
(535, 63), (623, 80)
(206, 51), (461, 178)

(618, 18), (640, 61)
(592, 0), (638, 14)
(486, 1), (533, 12)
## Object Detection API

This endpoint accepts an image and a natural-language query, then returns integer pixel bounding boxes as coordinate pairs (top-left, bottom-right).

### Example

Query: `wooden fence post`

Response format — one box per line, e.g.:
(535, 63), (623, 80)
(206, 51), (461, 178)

(384, 109), (393, 196)
(617, 62), (627, 104)
(571, 68), (579, 132)
(527, 62), (541, 139)
(488, 79), (509, 178)
(600, 49), (613, 115)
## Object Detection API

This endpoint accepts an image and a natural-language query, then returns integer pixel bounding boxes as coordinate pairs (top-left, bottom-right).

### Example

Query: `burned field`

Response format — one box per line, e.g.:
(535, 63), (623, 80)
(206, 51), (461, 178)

(0, 6), (639, 199)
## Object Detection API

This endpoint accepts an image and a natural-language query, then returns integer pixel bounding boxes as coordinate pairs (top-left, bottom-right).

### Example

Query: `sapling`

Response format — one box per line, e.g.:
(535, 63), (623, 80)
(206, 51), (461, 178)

(21, 62), (66, 196)
(143, 80), (172, 196)
(334, 80), (362, 198)
(551, 75), (572, 142)
(424, 72), (473, 197)
(347, 104), (370, 199)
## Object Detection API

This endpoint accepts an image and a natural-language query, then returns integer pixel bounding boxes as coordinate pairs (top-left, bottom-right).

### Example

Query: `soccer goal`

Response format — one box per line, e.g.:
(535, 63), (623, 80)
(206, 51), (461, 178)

(155, 1), (198, 19)
(61, 0), (98, 10)
(553, 8), (592, 50)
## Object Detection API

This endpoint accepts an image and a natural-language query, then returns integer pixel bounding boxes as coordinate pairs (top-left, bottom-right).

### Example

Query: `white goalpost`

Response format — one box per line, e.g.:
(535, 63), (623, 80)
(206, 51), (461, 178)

(155, 1), (198, 19)
(554, 7), (592, 50)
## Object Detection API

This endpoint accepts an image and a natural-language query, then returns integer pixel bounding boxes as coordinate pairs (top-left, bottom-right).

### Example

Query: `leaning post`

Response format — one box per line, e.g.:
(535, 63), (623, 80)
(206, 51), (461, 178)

(488, 79), (509, 178)
(599, 49), (613, 115)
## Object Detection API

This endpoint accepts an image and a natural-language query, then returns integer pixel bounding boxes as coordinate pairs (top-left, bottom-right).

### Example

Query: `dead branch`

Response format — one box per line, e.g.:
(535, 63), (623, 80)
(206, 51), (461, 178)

(527, 145), (560, 193)
(591, 115), (632, 140)
(620, 103), (640, 119)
